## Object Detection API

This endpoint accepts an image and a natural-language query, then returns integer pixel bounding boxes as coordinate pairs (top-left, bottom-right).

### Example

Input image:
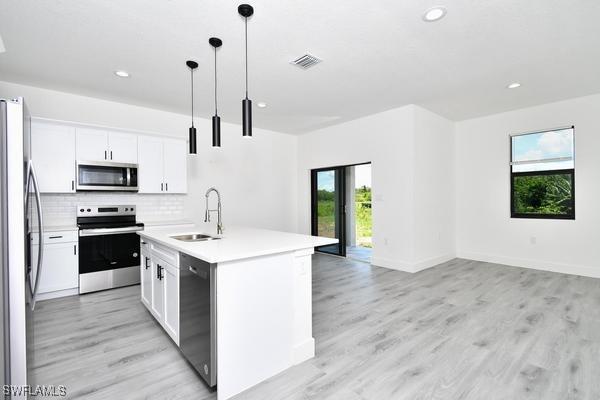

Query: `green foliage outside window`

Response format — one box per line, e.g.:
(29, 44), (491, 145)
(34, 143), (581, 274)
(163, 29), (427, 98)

(512, 172), (573, 217)
(316, 186), (372, 245)
(355, 186), (372, 247)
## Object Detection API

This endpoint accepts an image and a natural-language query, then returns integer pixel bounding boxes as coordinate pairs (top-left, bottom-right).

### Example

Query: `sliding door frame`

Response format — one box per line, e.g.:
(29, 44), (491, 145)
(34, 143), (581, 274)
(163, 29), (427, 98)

(310, 161), (372, 257)
(311, 166), (347, 256)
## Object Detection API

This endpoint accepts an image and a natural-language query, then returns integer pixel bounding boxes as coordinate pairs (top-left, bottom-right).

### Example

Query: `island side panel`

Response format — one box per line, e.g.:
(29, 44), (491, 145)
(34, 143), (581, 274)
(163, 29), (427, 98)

(291, 248), (316, 364)
(216, 252), (295, 400)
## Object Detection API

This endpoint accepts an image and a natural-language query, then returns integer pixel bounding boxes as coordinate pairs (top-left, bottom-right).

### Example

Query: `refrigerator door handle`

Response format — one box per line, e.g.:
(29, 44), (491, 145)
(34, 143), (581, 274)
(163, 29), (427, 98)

(25, 161), (44, 310)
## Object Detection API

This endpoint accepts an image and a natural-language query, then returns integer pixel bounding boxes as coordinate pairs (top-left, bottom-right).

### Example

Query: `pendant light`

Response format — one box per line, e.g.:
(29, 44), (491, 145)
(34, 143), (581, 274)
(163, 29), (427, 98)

(209, 37), (223, 147)
(186, 60), (199, 154)
(238, 4), (254, 137)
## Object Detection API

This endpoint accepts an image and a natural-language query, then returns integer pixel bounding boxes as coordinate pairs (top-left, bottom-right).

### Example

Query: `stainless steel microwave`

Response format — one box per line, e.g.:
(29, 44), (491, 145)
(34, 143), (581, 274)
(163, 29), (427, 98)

(76, 161), (138, 191)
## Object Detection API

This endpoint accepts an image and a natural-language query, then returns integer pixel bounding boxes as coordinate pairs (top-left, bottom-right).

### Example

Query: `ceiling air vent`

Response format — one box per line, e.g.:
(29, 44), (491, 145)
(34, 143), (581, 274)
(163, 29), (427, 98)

(290, 53), (322, 69)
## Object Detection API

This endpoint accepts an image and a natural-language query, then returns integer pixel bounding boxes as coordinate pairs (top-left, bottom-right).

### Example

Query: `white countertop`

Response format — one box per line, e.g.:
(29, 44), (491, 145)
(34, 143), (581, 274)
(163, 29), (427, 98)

(42, 224), (78, 232)
(141, 219), (194, 228)
(138, 225), (338, 264)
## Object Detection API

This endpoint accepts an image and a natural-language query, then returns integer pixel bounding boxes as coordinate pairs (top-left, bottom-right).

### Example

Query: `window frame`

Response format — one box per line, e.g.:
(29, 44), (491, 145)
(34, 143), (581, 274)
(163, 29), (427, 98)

(509, 126), (575, 220)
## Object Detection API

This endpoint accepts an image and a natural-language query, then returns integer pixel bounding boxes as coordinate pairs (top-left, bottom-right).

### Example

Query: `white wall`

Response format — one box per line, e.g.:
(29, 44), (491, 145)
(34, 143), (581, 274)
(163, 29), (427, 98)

(456, 93), (600, 277)
(0, 80), (298, 232)
(297, 105), (455, 272)
(413, 106), (456, 268)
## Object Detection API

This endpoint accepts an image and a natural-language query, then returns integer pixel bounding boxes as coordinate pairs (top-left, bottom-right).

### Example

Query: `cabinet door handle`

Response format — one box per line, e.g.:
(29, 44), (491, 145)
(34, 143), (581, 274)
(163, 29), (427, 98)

(161, 183), (163, 192)
(110, 150), (113, 160)
(104, 150), (107, 160)
(165, 183), (168, 192)
(145, 257), (150, 270)
(71, 180), (74, 191)
(74, 244), (77, 255)
(48, 235), (62, 239)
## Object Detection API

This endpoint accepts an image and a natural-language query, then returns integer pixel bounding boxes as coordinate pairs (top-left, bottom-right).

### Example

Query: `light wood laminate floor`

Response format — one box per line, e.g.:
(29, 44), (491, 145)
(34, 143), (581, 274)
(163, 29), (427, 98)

(32, 256), (600, 399)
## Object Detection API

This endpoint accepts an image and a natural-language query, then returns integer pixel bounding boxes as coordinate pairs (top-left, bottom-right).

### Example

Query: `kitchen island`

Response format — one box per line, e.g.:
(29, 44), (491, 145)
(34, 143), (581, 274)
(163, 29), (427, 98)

(137, 225), (337, 400)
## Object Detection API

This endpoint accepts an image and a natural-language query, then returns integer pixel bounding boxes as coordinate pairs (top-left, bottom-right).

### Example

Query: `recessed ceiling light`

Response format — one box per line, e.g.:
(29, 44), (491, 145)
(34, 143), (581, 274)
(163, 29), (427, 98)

(257, 102), (267, 108)
(114, 70), (130, 78)
(507, 82), (521, 89)
(423, 7), (447, 22)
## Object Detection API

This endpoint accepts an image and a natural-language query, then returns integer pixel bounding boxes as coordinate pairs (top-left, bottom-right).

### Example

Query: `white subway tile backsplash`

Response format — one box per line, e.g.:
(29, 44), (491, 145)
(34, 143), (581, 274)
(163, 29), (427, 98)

(41, 193), (186, 226)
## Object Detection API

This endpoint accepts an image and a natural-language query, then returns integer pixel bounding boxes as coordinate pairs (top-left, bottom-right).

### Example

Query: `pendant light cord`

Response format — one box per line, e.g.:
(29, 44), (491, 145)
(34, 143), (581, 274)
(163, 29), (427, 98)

(214, 46), (218, 115)
(245, 17), (248, 98)
(190, 68), (195, 127)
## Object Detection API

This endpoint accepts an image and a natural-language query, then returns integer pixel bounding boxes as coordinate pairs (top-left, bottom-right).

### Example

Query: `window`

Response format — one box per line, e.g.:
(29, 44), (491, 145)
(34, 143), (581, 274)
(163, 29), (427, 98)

(510, 127), (575, 219)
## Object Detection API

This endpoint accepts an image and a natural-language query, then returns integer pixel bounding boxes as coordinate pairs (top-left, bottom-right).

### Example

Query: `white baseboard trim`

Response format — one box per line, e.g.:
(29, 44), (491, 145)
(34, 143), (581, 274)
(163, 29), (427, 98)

(37, 287), (79, 301)
(371, 257), (412, 272)
(371, 253), (456, 273)
(412, 254), (457, 272)
(291, 337), (315, 365)
(457, 251), (600, 279)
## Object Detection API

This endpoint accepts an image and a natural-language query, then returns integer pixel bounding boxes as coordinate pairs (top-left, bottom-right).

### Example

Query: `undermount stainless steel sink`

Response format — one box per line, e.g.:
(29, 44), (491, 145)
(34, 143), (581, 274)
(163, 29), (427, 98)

(170, 233), (221, 242)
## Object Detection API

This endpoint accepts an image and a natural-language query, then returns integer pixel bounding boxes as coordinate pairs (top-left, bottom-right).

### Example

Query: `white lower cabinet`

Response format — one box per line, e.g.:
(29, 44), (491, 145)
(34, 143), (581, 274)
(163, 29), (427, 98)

(140, 238), (180, 345)
(163, 263), (179, 342)
(140, 241), (152, 308)
(151, 258), (165, 320)
(31, 230), (79, 300)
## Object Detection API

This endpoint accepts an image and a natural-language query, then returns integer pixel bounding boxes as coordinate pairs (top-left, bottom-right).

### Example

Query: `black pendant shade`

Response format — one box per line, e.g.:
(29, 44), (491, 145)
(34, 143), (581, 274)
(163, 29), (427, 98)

(209, 37), (223, 147)
(239, 4), (254, 137)
(189, 126), (197, 154)
(242, 98), (252, 137)
(212, 115), (221, 147)
(186, 60), (199, 154)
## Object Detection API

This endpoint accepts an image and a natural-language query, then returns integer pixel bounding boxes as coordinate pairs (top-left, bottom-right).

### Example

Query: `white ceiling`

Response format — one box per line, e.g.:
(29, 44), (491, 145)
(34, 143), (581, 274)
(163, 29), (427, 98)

(1, 0), (599, 134)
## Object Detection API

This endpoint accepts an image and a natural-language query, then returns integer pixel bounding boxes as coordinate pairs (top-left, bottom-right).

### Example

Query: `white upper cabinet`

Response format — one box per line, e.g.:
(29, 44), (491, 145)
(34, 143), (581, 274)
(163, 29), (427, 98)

(138, 135), (187, 194)
(138, 135), (164, 193)
(108, 131), (138, 163)
(162, 139), (187, 194)
(76, 128), (138, 163)
(31, 121), (76, 193)
(32, 119), (185, 194)
(76, 127), (108, 162)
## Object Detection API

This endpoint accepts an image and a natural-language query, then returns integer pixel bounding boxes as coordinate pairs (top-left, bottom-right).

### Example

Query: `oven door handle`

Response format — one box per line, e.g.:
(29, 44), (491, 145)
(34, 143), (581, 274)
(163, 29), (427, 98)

(79, 226), (144, 237)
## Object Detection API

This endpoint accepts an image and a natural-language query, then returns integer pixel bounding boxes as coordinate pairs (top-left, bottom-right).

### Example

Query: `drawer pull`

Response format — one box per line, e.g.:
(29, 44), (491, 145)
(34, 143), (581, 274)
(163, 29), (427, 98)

(48, 235), (63, 239)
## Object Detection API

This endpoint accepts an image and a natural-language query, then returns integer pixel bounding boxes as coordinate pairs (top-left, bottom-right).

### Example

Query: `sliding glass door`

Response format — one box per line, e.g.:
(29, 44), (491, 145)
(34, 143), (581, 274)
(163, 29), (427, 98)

(311, 167), (346, 256)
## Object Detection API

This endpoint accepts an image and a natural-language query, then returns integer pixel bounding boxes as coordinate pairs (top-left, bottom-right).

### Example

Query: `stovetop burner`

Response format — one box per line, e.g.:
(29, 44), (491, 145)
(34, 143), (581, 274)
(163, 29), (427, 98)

(77, 205), (142, 229)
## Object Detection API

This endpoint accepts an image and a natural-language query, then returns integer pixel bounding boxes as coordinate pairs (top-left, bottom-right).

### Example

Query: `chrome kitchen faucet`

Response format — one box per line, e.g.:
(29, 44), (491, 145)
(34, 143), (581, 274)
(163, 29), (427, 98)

(204, 187), (223, 235)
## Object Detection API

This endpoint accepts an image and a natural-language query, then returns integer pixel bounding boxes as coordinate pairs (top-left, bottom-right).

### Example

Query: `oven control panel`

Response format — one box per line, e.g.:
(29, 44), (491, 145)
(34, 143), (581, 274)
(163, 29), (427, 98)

(76, 205), (136, 217)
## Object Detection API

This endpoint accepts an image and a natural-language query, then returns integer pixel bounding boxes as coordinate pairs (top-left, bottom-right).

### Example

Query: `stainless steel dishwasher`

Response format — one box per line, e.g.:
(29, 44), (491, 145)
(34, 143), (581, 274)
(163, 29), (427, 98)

(179, 253), (217, 387)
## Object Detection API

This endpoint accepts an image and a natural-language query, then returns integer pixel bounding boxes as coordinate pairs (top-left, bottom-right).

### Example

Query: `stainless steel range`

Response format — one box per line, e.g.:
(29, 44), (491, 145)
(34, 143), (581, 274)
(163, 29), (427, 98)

(77, 205), (144, 293)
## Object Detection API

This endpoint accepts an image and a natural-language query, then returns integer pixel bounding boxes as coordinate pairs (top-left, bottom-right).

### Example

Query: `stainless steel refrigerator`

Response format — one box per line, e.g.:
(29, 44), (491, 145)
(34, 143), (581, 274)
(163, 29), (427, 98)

(1, 97), (44, 393)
